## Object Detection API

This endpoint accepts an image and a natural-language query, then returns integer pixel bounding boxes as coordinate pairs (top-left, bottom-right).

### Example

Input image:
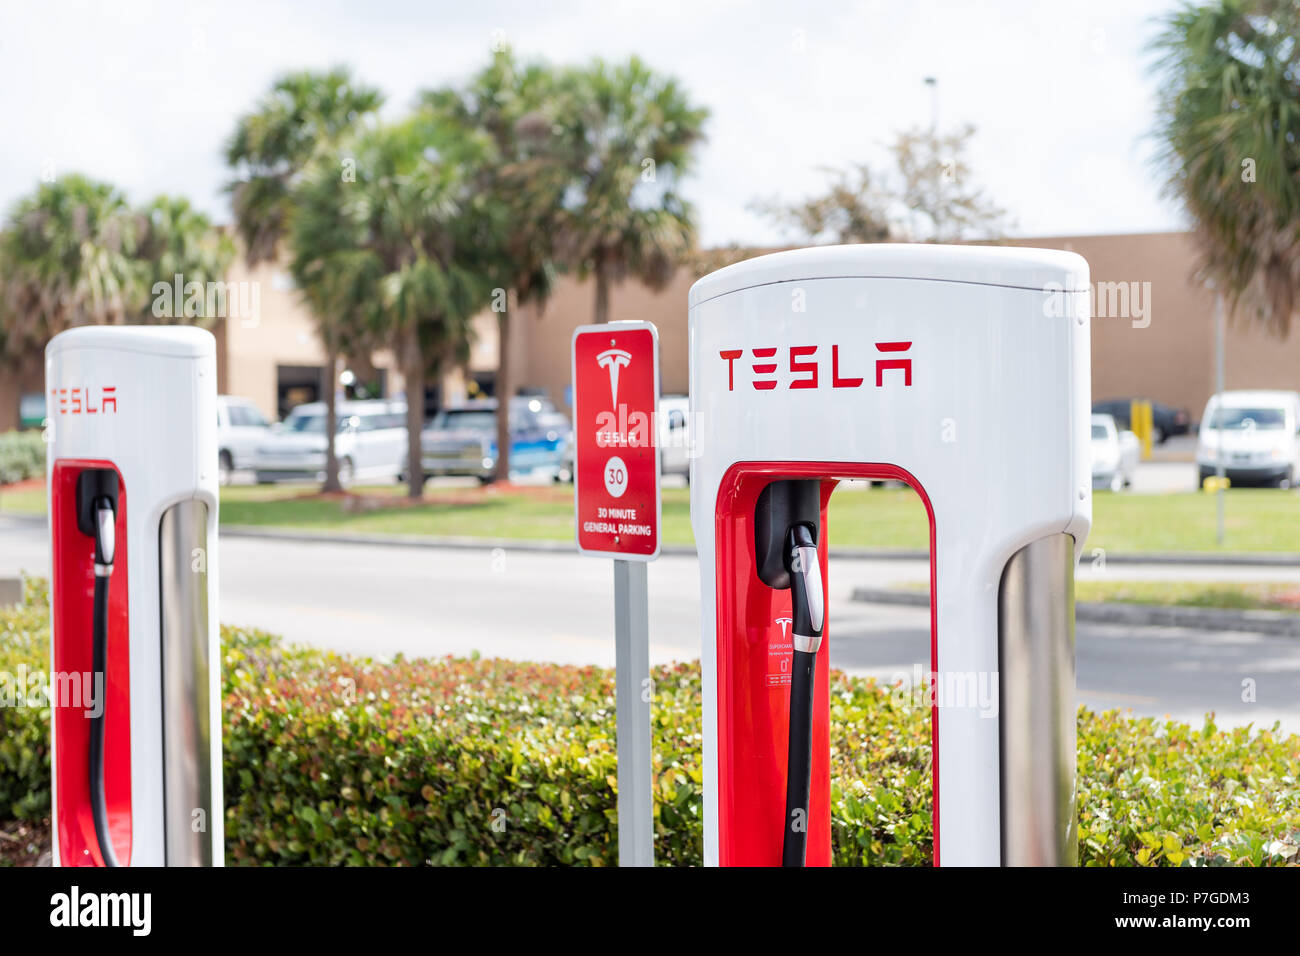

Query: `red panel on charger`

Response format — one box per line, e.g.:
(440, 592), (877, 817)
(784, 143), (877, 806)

(50, 459), (132, 866)
(713, 460), (939, 866)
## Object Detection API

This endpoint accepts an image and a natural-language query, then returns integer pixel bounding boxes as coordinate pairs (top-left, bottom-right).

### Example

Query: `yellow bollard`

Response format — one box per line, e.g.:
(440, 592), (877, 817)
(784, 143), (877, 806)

(1129, 399), (1153, 460)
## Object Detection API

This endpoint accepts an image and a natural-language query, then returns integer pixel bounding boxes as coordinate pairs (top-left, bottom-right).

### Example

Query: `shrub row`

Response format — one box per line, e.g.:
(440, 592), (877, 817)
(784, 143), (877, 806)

(0, 430), (44, 485)
(2, 581), (1298, 865)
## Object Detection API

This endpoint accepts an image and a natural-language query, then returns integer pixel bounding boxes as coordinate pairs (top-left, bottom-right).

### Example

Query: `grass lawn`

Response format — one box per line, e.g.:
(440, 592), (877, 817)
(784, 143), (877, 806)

(3, 478), (1298, 554)
(898, 578), (1300, 612)
(1073, 580), (1300, 613)
(0, 484), (43, 515)
(219, 482), (699, 543)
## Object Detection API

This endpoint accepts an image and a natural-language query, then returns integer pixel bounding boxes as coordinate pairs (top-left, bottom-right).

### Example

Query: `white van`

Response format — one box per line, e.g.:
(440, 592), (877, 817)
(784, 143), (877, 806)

(1197, 390), (1300, 488)
(216, 395), (271, 485)
(659, 394), (691, 483)
(1091, 413), (1139, 492)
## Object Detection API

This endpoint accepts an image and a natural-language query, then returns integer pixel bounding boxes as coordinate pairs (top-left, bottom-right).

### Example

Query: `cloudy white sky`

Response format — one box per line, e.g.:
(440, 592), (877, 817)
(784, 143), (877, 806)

(1, 0), (1188, 247)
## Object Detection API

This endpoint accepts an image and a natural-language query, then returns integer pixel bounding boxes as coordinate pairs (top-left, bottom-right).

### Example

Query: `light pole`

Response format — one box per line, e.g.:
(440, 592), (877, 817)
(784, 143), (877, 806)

(1214, 290), (1226, 546)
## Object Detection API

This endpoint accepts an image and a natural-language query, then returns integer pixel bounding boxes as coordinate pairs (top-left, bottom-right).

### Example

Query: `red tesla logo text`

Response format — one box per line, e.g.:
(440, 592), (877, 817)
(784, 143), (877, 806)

(718, 343), (912, 391)
(49, 386), (117, 415)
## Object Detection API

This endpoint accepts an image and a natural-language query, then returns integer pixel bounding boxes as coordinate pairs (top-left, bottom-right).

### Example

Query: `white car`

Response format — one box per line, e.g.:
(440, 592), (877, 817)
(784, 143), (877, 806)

(1091, 413), (1138, 491)
(1197, 390), (1300, 488)
(216, 395), (271, 485)
(253, 399), (408, 486)
(659, 394), (691, 482)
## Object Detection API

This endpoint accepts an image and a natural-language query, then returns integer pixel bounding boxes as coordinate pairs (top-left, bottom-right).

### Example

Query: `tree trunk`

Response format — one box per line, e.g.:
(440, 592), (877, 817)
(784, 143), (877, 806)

(594, 262), (610, 324)
(404, 346), (425, 500)
(321, 346), (342, 493)
(492, 299), (514, 484)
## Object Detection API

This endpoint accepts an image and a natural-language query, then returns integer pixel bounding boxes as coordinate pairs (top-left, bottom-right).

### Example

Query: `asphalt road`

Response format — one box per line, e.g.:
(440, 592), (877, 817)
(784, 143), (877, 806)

(3, 514), (1298, 733)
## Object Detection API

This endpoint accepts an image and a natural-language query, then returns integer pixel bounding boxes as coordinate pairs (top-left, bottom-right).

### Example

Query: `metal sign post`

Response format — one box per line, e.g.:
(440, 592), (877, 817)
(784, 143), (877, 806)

(571, 321), (661, 867)
(613, 559), (653, 867)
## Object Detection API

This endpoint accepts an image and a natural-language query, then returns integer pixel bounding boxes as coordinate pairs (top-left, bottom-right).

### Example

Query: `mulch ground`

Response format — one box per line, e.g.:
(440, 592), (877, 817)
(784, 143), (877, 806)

(0, 817), (49, 867)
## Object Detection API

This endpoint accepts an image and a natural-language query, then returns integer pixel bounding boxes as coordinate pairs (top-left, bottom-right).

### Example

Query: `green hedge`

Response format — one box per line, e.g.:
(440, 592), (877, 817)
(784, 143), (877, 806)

(0, 430), (45, 485)
(2, 581), (1298, 865)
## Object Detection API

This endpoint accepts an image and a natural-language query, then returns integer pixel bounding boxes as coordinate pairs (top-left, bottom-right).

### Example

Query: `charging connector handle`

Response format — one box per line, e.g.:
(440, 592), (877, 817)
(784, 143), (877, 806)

(93, 500), (116, 575)
(788, 525), (823, 653)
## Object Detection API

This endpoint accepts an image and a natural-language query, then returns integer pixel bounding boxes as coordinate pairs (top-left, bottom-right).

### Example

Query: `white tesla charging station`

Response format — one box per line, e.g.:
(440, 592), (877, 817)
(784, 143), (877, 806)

(46, 325), (223, 867)
(689, 244), (1091, 867)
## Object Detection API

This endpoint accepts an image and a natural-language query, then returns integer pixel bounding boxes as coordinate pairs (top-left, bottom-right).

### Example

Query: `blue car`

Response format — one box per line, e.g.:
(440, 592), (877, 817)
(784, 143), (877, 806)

(420, 398), (573, 483)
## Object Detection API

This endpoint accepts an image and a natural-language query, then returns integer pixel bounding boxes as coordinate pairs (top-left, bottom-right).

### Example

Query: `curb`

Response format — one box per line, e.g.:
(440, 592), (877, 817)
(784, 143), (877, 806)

(219, 525), (707, 556)
(849, 587), (1300, 637)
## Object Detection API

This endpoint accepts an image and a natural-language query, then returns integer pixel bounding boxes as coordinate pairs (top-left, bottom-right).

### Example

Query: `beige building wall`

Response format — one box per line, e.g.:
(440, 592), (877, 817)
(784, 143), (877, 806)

(504, 232), (1300, 420)
(6, 231), (1300, 431)
(0, 352), (44, 431)
(220, 255), (331, 420)
(1005, 232), (1300, 416)
(506, 269), (697, 409)
(218, 254), (497, 419)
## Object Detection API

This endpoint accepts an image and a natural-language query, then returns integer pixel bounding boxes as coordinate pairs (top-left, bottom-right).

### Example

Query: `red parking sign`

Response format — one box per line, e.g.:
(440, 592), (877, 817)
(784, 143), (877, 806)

(572, 322), (661, 560)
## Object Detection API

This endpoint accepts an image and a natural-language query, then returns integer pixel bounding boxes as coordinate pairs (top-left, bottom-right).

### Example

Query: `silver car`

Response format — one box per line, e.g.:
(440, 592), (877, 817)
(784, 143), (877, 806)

(253, 399), (408, 486)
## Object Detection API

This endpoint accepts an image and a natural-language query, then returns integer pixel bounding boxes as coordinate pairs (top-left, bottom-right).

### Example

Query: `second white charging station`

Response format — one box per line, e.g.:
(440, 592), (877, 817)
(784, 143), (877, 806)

(46, 325), (223, 867)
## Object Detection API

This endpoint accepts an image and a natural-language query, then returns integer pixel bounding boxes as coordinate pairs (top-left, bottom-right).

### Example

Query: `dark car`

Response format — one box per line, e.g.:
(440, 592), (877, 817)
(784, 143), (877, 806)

(1091, 398), (1192, 444)
(421, 397), (572, 483)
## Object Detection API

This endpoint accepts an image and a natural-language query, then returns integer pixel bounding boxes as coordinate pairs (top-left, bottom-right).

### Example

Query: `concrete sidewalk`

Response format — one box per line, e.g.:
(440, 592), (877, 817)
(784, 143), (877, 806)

(217, 522), (1300, 567)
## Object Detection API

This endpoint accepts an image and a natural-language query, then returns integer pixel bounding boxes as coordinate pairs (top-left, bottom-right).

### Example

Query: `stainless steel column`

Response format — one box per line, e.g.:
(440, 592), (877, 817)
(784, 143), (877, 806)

(158, 500), (215, 866)
(998, 533), (1077, 866)
(613, 558), (654, 866)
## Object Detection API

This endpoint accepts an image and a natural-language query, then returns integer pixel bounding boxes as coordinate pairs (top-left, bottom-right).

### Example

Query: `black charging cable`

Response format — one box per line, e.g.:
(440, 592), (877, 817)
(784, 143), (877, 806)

(782, 522), (824, 867)
(78, 471), (121, 868)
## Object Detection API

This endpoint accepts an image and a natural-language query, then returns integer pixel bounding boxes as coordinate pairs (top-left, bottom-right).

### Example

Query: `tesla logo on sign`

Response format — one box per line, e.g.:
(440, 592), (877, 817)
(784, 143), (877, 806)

(718, 343), (913, 391)
(49, 386), (117, 415)
(596, 348), (632, 407)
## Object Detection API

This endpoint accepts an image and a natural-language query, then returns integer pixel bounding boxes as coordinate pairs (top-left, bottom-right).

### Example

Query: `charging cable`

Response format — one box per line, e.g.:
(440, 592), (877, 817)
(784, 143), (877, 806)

(782, 522), (823, 867)
(84, 485), (121, 868)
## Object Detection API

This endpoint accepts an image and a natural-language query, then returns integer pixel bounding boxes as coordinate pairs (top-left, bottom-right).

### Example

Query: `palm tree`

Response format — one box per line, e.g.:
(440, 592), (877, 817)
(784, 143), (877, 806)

(1152, 0), (1300, 337)
(137, 195), (235, 322)
(293, 116), (489, 499)
(557, 57), (709, 323)
(0, 175), (146, 358)
(421, 50), (569, 482)
(225, 67), (383, 491)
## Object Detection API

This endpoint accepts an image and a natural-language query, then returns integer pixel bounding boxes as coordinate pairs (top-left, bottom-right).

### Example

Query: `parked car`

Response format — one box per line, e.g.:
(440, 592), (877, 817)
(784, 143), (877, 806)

(421, 397), (572, 483)
(1196, 390), (1300, 488)
(659, 394), (691, 482)
(1090, 414), (1138, 491)
(216, 395), (272, 485)
(252, 399), (407, 486)
(1091, 398), (1192, 444)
